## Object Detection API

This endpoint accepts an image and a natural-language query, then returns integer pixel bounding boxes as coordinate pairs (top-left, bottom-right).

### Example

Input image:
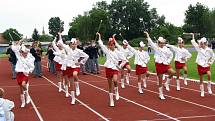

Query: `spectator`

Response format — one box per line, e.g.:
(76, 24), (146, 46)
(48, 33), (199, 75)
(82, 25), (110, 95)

(6, 43), (17, 79)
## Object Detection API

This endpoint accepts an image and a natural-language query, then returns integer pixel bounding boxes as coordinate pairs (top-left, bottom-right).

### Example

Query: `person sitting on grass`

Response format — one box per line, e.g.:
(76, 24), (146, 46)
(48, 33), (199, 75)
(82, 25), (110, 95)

(0, 88), (15, 121)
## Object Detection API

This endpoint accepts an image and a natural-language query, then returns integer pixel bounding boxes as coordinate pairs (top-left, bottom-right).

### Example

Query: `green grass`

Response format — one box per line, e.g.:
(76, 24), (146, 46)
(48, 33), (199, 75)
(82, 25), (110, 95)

(0, 54), (7, 58)
(99, 52), (215, 82)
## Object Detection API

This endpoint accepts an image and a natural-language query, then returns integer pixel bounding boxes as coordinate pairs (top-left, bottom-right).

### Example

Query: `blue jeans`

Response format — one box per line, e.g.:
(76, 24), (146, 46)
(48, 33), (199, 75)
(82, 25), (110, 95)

(33, 61), (42, 76)
(10, 62), (16, 79)
(89, 58), (99, 73)
(49, 60), (56, 74)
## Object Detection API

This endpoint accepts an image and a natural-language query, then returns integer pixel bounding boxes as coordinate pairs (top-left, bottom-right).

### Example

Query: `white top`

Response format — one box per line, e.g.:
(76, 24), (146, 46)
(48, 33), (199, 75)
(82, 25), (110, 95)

(12, 44), (35, 76)
(52, 40), (66, 65)
(58, 39), (89, 69)
(0, 98), (14, 121)
(98, 39), (126, 70)
(191, 39), (215, 67)
(147, 38), (173, 65)
(166, 44), (192, 63)
(127, 45), (150, 67)
(115, 41), (134, 62)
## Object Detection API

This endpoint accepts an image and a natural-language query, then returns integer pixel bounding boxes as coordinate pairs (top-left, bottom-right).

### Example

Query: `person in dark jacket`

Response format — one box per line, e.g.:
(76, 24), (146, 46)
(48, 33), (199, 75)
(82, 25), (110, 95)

(88, 40), (100, 74)
(46, 43), (56, 74)
(6, 43), (17, 79)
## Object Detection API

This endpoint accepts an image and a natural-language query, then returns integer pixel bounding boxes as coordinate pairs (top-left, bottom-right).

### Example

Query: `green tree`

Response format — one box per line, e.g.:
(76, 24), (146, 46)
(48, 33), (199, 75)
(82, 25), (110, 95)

(32, 28), (40, 41)
(183, 2), (210, 36)
(3, 28), (22, 42)
(38, 35), (53, 42)
(48, 17), (64, 36)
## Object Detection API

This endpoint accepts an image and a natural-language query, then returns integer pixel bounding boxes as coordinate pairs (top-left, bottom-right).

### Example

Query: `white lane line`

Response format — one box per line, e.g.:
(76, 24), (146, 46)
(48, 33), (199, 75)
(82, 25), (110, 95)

(29, 95), (45, 121)
(90, 73), (215, 111)
(146, 114), (215, 121)
(79, 80), (179, 121)
(42, 76), (110, 121)
(1, 84), (52, 88)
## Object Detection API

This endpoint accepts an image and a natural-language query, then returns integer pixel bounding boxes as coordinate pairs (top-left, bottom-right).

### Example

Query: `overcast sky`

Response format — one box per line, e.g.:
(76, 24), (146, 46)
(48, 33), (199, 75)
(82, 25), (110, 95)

(0, 0), (214, 37)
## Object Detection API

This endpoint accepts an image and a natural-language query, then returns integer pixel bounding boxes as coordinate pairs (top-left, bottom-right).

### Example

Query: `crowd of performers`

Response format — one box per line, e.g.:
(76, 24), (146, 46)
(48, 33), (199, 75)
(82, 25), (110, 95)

(6, 31), (215, 108)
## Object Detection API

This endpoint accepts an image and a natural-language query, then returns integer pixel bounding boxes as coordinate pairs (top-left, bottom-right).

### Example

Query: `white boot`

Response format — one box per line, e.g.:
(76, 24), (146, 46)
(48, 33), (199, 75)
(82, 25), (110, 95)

(159, 87), (165, 100)
(176, 79), (180, 91)
(208, 82), (212, 94)
(138, 82), (143, 94)
(143, 78), (147, 88)
(26, 82), (29, 92)
(109, 93), (114, 107)
(200, 84), (205, 97)
(75, 82), (80, 96)
(71, 91), (75, 105)
(24, 91), (31, 104)
(58, 82), (62, 92)
(184, 74), (188, 85)
(115, 87), (120, 100)
(165, 77), (170, 91)
(121, 79), (125, 89)
(65, 85), (69, 97)
(126, 73), (130, 84)
(20, 94), (25, 108)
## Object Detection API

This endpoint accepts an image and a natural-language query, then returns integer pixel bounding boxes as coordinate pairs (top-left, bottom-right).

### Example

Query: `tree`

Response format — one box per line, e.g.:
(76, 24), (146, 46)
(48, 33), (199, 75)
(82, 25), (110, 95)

(48, 17), (64, 36)
(38, 35), (53, 42)
(32, 28), (40, 41)
(3, 28), (22, 42)
(183, 2), (210, 36)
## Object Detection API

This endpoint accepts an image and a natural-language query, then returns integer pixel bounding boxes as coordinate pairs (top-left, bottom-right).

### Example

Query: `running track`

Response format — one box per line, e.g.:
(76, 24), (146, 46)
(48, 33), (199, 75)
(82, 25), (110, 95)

(0, 58), (215, 121)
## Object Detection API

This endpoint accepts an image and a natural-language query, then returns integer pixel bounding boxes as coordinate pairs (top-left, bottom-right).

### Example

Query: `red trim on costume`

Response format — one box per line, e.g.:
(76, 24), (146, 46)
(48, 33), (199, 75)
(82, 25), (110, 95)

(135, 65), (148, 75)
(197, 65), (210, 75)
(105, 68), (119, 78)
(175, 61), (185, 69)
(118, 61), (129, 69)
(16, 72), (28, 85)
(155, 63), (171, 74)
(63, 67), (80, 77)
(55, 62), (62, 71)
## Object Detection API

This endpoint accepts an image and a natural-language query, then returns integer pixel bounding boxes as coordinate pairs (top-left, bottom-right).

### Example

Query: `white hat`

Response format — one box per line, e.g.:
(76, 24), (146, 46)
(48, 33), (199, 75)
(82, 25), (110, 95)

(178, 37), (183, 43)
(20, 45), (29, 53)
(139, 41), (145, 48)
(158, 37), (166, 43)
(70, 38), (77, 44)
(198, 37), (207, 43)
(122, 40), (128, 45)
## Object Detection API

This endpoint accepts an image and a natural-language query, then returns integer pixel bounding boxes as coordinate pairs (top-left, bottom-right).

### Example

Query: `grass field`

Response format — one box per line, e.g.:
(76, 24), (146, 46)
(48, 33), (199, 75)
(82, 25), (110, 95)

(99, 52), (215, 82)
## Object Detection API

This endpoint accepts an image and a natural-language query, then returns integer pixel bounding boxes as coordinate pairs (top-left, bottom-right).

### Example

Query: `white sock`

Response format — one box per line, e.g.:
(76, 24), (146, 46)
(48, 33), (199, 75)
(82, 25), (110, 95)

(176, 79), (180, 91)
(126, 73), (130, 84)
(58, 82), (62, 92)
(109, 93), (114, 107)
(138, 82), (143, 94)
(20, 94), (25, 108)
(159, 87), (165, 100)
(75, 82), (80, 96)
(24, 91), (31, 104)
(71, 91), (75, 104)
(184, 74), (188, 85)
(121, 79), (125, 88)
(115, 87), (119, 100)
(208, 81), (212, 94)
(200, 84), (204, 97)
(143, 78), (147, 88)
(65, 85), (69, 97)
(165, 77), (170, 91)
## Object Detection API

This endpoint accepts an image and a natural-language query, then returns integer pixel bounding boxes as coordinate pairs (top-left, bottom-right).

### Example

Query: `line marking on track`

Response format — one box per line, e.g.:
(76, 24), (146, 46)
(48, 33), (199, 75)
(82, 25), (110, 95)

(90, 73), (215, 111)
(0, 84), (52, 88)
(29, 95), (45, 121)
(146, 114), (215, 121)
(42, 76), (110, 121)
(79, 80), (179, 121)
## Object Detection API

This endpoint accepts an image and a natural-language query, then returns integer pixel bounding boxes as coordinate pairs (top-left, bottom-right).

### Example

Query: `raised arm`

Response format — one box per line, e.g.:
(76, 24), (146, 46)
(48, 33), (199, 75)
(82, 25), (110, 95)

(144, 31), (158, 51)
(190, 33), (201, 52)
(96, 32), (109, 54)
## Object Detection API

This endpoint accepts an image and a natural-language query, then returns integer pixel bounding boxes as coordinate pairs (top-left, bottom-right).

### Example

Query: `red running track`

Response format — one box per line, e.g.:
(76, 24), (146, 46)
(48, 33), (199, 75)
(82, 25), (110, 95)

(0, 58), (215, 121)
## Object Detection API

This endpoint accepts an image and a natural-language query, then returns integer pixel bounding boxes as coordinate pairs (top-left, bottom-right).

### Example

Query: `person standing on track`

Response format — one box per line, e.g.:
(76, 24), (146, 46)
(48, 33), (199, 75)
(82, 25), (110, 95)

(166, 37), (192, 90)
(6, 43), (17, 80)
(145, 31), (175, 100)
(190, 33), (215, 97)
(127, 40), (150, 93)
(114, 36), (133, 89)
(52, 35), (67, 96)
(12, 39), (35, 107)
(96, 32), (127, 107)
(0, 88), (15, 121)
(58, 34), (89, 105)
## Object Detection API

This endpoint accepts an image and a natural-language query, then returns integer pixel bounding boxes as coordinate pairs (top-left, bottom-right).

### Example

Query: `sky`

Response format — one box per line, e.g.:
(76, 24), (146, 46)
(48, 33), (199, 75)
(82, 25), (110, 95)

(0, 0), (214, 38)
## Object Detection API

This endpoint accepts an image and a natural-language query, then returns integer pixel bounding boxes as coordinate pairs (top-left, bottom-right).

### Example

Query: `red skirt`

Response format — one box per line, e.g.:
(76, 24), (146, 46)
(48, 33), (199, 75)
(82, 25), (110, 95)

(136, 65), (148, 75)
(197, 65), (210, 75)
(155, 63), (171, 75)
(63, 67), (80, 77)
(118, 61), (129, 69)
(175, 61), (185, 69)
(105, 68), (119, 78)
(16, 72), (28, 85)
(55, 62), (62, 71)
